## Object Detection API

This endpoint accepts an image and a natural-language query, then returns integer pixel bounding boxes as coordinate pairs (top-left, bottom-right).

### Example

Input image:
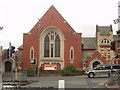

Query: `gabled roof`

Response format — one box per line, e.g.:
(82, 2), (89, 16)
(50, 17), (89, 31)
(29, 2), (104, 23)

(96, 25), (113, 36)
(82, 37), (96, 49)
(18, 45), (23, 50)
(29, 5), (77, 33)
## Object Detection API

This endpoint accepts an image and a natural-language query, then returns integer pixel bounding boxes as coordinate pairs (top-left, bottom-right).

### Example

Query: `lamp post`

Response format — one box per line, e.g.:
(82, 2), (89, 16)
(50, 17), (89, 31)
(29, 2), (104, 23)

(0, 43), (3, 90)
(113, 18), (120, 64)
(0, 28), (3, 89)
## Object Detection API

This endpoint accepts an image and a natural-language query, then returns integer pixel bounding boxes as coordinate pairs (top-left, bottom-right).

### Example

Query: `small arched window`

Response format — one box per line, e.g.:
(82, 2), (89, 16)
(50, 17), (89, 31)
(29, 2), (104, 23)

(70, 47), (74, 60)
(101, 39), (109, 44)
(30, 47), (34, 59)
(30, 47), (34, 61)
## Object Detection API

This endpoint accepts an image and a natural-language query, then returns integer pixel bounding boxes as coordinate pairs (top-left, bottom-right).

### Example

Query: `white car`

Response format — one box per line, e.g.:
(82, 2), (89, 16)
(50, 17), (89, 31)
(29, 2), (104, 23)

(85, 64), (120, 78)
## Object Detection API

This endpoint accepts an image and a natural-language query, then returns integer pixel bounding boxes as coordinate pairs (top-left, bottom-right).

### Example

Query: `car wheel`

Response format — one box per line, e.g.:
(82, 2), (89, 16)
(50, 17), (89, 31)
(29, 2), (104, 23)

(88, 73), (94, 78)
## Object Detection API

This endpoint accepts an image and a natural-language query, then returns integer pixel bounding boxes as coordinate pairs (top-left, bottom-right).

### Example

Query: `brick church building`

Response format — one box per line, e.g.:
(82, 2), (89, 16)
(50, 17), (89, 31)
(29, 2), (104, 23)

(22, 5), (82, 71)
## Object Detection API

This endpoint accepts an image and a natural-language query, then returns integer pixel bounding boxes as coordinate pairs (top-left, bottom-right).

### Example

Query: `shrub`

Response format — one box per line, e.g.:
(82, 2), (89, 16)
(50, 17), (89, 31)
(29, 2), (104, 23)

(61, 64), (85, 76)
(27, 67), (37, 77)
(74, 70), (85, 76)
(61, 64), (76, 76)
(61, 69), (72, 76)
(65, 64), (76, 72)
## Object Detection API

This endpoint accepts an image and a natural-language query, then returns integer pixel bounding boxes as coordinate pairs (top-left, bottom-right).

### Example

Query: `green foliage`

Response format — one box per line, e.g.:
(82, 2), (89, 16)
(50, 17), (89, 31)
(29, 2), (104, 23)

(75, 70), (85, 75)
(65, 64), (76, 72)
(61, 64), (85, 76)
(27, 67), (37, 77)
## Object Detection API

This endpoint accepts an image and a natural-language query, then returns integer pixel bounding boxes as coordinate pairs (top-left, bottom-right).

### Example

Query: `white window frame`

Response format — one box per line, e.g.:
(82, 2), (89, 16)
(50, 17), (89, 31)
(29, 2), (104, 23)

(70, 47), (74, 60)
(30, 47), (34, 63)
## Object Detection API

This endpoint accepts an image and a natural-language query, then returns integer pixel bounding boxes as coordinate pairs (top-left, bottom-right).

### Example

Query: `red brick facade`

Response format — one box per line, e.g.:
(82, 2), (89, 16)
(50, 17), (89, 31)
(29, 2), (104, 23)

(22, 5), (82, 70)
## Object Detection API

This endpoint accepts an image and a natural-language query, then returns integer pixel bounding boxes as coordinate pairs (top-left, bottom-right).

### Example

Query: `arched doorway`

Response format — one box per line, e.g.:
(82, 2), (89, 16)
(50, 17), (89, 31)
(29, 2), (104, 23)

(92, 61), (101, 68)
(5, 61), (12, 72)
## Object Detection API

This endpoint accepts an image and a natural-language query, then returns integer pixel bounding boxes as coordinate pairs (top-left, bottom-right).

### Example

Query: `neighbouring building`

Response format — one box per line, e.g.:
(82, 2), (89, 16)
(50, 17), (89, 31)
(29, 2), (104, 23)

(116, 30), (120, 64)
(1, 49), (18, 73)
(82, 25), (115, 69)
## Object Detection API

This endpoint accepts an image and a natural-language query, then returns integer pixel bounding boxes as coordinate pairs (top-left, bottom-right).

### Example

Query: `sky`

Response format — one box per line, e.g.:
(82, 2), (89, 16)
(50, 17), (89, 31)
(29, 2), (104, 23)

(0, 0), (120, 49)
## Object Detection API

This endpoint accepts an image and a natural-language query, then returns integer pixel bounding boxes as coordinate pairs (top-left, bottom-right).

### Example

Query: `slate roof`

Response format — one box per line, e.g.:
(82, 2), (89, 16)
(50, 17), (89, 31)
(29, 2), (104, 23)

(96, 25), (113, 36)
(82, 51), (94, 61)
(82, 37), (96, 49)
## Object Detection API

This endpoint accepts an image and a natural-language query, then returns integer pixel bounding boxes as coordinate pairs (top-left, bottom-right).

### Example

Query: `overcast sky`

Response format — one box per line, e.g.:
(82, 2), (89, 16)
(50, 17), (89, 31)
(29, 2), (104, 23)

(0, 0), (120, 49)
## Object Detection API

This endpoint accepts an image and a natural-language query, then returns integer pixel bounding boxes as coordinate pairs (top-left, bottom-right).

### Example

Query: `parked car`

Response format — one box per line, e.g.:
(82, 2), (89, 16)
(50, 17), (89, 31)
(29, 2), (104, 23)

(85, 64), (120, 78)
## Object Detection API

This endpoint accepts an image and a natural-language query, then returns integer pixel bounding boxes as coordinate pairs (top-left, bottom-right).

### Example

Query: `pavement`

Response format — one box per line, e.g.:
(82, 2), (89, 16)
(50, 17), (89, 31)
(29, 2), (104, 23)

(104, 74), (120, 89)
(105, 82), (120, 88)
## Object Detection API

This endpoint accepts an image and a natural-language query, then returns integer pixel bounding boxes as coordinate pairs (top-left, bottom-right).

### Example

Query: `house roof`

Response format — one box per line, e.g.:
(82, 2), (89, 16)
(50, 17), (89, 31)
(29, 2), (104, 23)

(28, 5), (77, 34)
(1, 49), (7, 56)
(96, 25), (113, 36)
(18, 45), (23, 50)
(82, 37), (96, 49)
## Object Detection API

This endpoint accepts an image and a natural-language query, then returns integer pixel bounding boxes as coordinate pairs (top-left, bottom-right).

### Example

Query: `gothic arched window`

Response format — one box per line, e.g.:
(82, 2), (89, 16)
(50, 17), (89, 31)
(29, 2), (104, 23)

(55, 35), (60, 57)
(44, 35), (50, 57)
(44, 31), (60, 58)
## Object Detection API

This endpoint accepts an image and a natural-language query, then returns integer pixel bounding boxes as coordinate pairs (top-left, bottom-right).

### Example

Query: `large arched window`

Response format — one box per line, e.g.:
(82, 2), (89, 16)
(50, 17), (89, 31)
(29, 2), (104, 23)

(44, 31), (60, 58)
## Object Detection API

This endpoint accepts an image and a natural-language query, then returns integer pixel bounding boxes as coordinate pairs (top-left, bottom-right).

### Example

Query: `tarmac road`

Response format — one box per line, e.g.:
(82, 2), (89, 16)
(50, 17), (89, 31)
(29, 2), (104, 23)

(23, 75), (109, 88)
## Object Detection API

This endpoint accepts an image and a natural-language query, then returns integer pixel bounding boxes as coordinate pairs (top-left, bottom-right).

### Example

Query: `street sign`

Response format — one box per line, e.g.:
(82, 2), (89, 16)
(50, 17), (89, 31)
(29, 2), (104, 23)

(44, 64), (57, 70)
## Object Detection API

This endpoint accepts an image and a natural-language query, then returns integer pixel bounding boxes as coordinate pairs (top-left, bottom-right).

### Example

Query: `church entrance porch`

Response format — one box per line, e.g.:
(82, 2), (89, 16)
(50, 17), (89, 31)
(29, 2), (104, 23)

(92, 61), (101, 69)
